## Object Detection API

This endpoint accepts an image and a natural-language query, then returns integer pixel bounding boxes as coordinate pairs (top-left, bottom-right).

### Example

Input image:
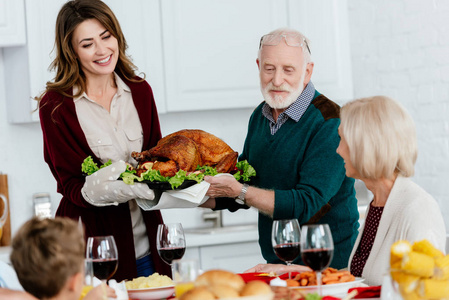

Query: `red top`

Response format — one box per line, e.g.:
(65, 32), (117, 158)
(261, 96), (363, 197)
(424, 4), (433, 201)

(350, 202), (384, 277)
(39, 74), (171, 281)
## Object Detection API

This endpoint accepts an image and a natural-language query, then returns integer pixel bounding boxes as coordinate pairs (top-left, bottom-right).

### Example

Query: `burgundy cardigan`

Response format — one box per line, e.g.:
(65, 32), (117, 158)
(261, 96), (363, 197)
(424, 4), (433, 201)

(39, 75), (171, 281)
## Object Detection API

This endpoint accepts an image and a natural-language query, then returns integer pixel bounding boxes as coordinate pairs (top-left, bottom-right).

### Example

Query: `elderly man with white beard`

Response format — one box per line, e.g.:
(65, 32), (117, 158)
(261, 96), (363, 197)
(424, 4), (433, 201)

(203, 28), (359, 270)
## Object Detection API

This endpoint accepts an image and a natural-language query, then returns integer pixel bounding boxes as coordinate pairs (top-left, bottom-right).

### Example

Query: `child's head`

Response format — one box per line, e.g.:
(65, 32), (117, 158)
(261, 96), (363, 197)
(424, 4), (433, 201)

(10, 217), (85, 299)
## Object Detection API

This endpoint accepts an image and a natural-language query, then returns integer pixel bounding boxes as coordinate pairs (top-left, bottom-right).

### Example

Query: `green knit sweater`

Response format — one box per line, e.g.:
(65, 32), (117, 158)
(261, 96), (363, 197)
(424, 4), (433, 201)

(240, 92), (359, 269)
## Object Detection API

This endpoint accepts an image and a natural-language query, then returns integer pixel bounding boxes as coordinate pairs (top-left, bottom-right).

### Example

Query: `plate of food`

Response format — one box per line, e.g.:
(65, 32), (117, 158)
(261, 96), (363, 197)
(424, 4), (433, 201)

(121, 178), (198, 191)
(81, 148), (256, 191)
(290, 277), (365, 296)
(127, 285), (175, 300)
(81, 130), (257, 190)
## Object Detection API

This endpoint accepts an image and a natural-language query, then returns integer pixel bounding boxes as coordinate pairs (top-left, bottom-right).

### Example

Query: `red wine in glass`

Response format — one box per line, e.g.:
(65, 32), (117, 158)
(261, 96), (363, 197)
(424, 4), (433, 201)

(274, 242), (301, 262)
(271, 219), (301, 279)
(92, 258), (118, 281)
(86, 235), (119, 283)
(301, 248), (334, 271)
(300, 224), (334, 296)
(157, 223), (186, 275)
(157, 246), (186, 265)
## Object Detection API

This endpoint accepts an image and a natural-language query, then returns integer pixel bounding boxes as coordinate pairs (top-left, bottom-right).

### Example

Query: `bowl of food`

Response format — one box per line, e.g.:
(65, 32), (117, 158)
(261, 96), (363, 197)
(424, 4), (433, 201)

(125, 273), (174, 300)
(127, 286), (175, 300)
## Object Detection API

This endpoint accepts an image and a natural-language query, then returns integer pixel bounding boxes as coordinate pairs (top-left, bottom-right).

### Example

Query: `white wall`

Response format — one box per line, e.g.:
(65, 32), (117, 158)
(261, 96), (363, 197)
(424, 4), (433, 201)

(1, 0), (448, 237)
(348, 0), (449, 230)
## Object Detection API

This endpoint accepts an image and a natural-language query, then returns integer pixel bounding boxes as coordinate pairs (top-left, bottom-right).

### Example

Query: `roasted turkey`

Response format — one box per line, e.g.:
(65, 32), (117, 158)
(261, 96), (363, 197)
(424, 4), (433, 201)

(131, 129), (238, 177)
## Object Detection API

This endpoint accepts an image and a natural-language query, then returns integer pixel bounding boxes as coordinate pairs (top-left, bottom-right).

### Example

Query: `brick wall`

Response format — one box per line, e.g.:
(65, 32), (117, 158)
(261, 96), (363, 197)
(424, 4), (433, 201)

(348, 0), (449, 230)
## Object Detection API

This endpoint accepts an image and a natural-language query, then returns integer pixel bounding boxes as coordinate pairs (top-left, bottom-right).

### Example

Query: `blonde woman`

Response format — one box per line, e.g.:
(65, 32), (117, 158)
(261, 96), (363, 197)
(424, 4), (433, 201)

(338, 96), (446, 286)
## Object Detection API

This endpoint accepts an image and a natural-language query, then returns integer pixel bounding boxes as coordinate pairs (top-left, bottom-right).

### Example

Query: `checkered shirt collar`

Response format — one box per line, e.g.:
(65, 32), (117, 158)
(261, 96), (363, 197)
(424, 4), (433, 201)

(262, 81), (315, 124)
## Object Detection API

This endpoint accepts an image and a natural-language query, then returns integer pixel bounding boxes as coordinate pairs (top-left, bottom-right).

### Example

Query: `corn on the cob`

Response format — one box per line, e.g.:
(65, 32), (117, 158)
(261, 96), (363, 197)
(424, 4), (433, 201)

(401, 252), (434, 277)
(418, 278), (449, 299)
(434, 255), (449, 280)
(412, 239), (444, 259)
(391, 240), (412, 265)
(399, 289), (421, 300)
(390, 271), (419, 293)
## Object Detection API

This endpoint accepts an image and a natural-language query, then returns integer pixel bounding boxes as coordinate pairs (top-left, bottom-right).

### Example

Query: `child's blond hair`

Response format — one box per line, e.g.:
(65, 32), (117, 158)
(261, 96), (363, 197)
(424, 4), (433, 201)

(10, 217), (85, 299)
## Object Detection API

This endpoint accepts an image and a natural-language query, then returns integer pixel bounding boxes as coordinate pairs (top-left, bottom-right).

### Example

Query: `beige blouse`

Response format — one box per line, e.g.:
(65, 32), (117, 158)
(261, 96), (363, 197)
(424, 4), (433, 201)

(74, 73), (150, 259)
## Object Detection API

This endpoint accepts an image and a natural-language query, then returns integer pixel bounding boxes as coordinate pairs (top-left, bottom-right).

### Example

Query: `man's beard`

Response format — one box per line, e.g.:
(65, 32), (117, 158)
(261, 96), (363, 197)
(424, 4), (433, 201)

(261, 76), (305, 109)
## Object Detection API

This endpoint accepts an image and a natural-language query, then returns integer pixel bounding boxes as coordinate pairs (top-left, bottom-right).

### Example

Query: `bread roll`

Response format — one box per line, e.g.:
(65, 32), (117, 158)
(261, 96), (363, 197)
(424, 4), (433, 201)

(179, 286), (215, 300)
(240, 280), (272, 296)
(196, 269), (245, 292)
(209, 284), (240, 298)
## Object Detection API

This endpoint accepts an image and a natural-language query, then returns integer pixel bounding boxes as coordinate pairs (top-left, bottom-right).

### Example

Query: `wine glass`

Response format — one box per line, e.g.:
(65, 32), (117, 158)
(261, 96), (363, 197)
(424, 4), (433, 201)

(300, 224), (334, 296)
(156, 223), (186, 269)
(86, 235), (118, 284)
(271, 219), (301, 279)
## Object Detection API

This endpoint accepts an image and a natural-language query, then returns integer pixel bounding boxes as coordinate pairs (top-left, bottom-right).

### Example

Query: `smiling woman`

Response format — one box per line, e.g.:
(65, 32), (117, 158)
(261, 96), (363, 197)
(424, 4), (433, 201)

(34, 0), (171, 281)
(72, 18), (119, 85)
(72, 19), (119, 110)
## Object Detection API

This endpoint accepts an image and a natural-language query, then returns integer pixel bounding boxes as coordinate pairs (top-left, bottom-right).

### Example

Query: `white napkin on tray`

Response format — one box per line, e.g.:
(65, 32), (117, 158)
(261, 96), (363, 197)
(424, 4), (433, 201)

(136, 181), (210, 210)
(89, 277), (128, 300)
(108, 279), (128, 300)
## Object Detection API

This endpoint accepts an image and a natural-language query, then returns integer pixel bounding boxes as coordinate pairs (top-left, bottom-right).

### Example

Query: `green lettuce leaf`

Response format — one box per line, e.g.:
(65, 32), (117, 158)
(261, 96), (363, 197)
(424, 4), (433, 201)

(186, 172), (205, 183)
(168, 170), (188, 189)
(119, 167), (142, 185)
(140, 169), (169, 182)
(81, 156), (112, 175)
(196, 165), (219, 176)
(100, 160), (112, 169)
(233, 160), (256, 182)
(305, 293), (321, 300)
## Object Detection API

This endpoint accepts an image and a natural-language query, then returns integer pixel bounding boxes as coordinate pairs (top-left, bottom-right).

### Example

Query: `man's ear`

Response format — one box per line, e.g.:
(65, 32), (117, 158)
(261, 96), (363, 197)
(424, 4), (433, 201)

(304, 62), (314, 86)
(256, 58), (260, 70)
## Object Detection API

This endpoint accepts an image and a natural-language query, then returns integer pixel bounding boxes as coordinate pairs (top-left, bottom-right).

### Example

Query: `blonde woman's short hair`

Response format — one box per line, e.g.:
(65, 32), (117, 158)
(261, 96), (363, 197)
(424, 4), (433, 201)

(10, 217), (85, 299)
(340, 96), (417, 179)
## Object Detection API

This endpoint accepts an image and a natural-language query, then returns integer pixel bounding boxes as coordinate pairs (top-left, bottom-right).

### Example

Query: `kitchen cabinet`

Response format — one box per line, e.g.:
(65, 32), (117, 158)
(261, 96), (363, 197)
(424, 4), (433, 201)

(103, 0), (167, 113)
(183, 228), (263, 273)
(3, 0), (62, 123)
(199, 242), (262, 272)
(161, 0), (353, 112)
(3, 0), (352, 123)
(287, 0), (353, 102)
(0, 0), (26, 47)
(160, 0), (287, 112)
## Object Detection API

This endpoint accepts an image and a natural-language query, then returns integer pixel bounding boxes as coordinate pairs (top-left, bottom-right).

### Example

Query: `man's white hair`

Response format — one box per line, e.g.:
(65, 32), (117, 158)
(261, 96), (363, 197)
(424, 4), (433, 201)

(258, 27), (312, 63)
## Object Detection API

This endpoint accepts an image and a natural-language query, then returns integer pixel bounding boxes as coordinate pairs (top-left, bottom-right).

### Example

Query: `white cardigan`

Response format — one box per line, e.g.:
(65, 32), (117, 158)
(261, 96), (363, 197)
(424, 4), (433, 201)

(348, 176), (446, 286)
